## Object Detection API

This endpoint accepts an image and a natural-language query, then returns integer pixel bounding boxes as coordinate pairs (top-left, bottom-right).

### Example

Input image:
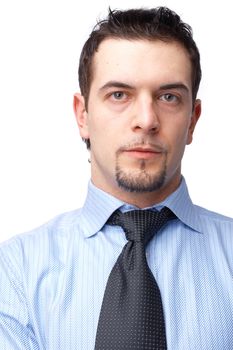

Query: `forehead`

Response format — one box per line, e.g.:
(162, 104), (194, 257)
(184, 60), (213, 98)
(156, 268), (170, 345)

(91, 38), (192, 89)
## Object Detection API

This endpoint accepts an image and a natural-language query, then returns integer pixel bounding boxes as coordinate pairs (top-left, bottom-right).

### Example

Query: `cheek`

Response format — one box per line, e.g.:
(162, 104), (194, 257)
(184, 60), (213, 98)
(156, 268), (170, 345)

(165, 122), (190, 156)
(88, 113), (123, 147)
(88, 122), (116, 155)
(87, 114), (105, 139)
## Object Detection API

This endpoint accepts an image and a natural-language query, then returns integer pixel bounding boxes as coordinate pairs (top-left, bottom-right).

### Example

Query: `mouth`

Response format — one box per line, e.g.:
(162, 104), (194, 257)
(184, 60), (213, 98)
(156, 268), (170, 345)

(122, 147), (163, 160)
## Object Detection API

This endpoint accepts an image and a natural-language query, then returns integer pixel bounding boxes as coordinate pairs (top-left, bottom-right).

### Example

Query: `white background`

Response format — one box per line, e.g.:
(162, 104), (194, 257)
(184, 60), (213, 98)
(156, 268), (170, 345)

(0, 0), (232, 242)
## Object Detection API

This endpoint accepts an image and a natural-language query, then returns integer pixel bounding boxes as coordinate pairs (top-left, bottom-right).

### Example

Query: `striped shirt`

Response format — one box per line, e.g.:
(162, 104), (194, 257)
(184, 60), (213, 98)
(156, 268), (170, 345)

(0, 177), (233, 349)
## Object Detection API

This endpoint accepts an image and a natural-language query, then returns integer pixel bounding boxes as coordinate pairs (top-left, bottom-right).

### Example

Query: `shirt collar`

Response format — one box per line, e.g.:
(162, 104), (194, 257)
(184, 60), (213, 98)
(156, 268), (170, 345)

(79, 182), (124, 238)
(79, 177), (203, 238)
(157, 177), (203, 234)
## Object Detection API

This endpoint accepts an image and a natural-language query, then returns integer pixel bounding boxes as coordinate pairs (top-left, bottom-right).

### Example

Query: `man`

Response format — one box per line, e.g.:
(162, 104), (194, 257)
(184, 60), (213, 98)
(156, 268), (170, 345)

(0, 6), (232, 350)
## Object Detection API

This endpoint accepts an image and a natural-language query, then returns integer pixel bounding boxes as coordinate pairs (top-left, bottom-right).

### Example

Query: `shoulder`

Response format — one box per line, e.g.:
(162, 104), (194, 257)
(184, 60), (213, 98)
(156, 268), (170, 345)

(195, 205), (233, 223)
(194, 205), (233, 234)
(0, 208), (82, 264)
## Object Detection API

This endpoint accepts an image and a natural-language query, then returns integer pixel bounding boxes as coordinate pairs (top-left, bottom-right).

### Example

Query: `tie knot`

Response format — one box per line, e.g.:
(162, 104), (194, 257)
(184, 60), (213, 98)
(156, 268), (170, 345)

(107, 207), (175, 245)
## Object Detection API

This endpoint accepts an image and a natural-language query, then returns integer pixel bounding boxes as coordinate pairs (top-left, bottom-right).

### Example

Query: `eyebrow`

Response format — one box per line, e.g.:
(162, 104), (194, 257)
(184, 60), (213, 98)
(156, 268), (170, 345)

(99, 80), (190, 93)
(159, 83), (189, 93)
(99, 81), (134, 91)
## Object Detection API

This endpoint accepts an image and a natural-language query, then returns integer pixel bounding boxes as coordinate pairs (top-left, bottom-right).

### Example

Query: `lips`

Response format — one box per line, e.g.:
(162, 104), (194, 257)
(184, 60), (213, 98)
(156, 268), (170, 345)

(123, 147), (162, 160)
(127, 147), (159, 153)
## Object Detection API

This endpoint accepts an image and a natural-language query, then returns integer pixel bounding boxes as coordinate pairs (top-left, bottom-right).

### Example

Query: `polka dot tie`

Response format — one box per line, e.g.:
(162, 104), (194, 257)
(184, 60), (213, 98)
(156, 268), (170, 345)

(94, 207), (176, 350)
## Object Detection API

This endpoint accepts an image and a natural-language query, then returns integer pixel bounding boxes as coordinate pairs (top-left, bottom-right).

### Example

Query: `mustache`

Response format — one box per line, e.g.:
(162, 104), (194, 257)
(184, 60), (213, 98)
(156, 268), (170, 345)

(116, 139), (168, 154)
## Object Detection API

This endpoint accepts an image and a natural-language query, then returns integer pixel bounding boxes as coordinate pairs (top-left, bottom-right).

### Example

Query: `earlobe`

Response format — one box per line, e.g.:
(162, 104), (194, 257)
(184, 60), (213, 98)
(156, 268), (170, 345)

(187, 99), (201, 145)
(73, 93), (89, 139)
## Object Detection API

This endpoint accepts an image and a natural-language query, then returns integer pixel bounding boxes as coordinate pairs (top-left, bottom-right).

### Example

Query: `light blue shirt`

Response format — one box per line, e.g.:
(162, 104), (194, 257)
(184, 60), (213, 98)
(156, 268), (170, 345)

(0, 178), (233, 349)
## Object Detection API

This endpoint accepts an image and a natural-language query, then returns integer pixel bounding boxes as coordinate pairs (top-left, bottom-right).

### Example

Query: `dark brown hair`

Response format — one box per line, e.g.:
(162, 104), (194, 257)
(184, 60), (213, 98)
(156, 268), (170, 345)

(78, 7), (202, 149)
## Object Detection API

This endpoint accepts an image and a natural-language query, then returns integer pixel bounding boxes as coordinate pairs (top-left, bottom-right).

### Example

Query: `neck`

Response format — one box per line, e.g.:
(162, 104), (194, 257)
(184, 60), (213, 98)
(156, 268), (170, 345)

(92, 175), (181, 208)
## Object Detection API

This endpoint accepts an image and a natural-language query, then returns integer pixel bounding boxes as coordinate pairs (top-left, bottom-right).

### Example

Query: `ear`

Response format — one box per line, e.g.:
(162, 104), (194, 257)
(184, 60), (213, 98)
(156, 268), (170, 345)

(73, 93), (89, 139)
(186, 99), (201, 145)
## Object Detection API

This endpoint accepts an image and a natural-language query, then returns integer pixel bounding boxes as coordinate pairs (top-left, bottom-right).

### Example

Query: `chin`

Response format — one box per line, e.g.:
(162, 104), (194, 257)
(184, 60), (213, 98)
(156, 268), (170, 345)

(115, 167), (166, 193)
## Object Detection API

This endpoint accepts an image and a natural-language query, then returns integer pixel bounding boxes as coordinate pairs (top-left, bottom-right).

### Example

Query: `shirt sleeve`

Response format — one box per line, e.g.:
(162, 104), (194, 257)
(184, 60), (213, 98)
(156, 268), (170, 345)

(0, 239), (40, 349)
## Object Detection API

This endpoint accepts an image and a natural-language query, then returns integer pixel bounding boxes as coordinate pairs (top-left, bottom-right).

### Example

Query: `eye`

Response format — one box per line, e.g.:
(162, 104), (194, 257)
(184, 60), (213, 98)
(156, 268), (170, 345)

(111, 91), (127, 100)
(159, 93), (179, 103)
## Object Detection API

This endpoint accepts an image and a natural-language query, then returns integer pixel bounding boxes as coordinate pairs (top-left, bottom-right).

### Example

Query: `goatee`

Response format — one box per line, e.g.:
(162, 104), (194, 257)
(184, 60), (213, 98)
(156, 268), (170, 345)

(115, 158), (167, 193)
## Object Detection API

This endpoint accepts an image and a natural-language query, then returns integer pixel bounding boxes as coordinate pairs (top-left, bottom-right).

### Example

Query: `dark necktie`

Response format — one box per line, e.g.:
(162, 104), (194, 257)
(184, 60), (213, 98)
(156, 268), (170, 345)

(94, 206), (175, 350)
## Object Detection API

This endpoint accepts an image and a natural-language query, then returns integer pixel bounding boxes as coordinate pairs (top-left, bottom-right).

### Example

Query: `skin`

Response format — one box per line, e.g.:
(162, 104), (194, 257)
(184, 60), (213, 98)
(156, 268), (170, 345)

(74, 38), (201, 208)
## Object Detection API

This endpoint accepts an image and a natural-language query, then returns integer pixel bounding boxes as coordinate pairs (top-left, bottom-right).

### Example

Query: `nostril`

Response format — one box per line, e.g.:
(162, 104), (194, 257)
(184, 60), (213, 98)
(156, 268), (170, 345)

(132, 122), (160, 132)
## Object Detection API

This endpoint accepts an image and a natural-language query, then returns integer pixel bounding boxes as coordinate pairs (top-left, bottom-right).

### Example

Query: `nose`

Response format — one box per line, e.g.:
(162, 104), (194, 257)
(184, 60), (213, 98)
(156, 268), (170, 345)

(131, 94), (160, 134)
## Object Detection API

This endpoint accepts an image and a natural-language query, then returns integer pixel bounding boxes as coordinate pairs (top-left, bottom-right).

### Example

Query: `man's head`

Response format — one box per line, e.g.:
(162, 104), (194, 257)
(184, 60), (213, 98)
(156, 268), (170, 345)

(74, 7), (202, 207)
(79, 7), (201, 111)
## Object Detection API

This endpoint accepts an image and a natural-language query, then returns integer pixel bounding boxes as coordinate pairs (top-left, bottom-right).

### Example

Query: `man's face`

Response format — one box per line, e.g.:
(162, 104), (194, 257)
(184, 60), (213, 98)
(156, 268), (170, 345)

(75, 39), (201, 205)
